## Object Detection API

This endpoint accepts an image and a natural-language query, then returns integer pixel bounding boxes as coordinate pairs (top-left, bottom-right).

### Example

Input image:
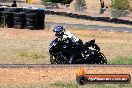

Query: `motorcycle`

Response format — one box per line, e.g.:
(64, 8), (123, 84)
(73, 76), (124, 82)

(49, 35), (107, 64)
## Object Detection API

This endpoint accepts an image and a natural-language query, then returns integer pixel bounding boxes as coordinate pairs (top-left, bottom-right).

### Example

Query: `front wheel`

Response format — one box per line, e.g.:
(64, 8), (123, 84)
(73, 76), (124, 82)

(50, 53), (68, 64)
(93, 51), (107, 64)
(87, 50), (107, 64)
(98, 52), (107, 64)
(50, 53), (58, 64)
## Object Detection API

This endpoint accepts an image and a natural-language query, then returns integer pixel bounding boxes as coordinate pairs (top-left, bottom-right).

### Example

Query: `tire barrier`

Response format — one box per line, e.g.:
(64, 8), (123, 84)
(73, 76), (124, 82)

(45, 10), (132, 25)
(25, 13), (37, 30)
(25, 8), (45, 30)
(0, 11), (14, 28)
(4, 7), (23, 13)
(0, 7), (23, 28)
(0, 7), (45, 30)
(45, 10), (54, 15)
(0, 12), (1, 25)
(13, 12), (26, 29)
(0, 8), (4, 27)
(35, 8), (45, 29)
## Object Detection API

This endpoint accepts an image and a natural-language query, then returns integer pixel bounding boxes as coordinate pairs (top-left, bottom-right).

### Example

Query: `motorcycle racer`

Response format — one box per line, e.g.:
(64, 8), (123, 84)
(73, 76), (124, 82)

(53, 26), (83, 64)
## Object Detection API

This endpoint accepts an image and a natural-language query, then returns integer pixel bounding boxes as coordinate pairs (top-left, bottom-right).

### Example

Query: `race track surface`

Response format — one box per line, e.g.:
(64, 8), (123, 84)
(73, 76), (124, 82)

(46, 22), (132, 32)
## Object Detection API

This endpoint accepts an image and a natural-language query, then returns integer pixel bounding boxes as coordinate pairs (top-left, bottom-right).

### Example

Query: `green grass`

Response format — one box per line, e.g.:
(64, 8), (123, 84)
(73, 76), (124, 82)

(0, 82), (131, 88)
(86, 83), (132, 88)
(49, 82), (78, 88)
(108, 56), (132, 64)
(19, 50), (132, 65)
(49, 82), (132, 88)
(5, 83), (47, 88)
(19, 51), (46, 60)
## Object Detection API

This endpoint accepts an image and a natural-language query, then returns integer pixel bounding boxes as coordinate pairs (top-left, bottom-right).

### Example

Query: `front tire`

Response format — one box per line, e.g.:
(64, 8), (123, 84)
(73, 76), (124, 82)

(98, 52), (107, 64)
(50, 53), (68, 64)
(92, 51), (107, 64)
(50, 53), (57, 64)
(87, 50), (107, 64)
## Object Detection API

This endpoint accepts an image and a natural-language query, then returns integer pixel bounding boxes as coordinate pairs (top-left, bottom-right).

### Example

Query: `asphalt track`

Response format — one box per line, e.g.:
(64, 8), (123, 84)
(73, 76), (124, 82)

(0, 64), (131, 68)
(46, 22), (132, 32)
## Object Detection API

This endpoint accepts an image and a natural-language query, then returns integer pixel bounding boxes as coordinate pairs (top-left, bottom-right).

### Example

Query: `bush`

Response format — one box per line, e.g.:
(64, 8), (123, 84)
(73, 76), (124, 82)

(74, 0), (87, 12)
(112, 0), (130, 10)
(44, 0), (52, 2)
(129, 1), (132, 11)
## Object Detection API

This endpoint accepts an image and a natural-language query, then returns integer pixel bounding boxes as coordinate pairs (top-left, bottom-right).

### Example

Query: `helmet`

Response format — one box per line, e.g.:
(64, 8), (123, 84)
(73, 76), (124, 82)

(13, 0), (16, 3)
(53, 26), (65, 37)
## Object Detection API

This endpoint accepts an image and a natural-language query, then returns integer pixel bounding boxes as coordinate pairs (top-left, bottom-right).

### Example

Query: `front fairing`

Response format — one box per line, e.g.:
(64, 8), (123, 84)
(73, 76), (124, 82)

(49, 38), (59, 52)
(49, 37), (73, 55)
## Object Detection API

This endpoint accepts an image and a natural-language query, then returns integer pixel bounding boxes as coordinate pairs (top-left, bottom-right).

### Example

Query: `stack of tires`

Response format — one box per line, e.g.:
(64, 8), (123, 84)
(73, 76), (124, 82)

(25, 12), (37, 30)
(6, 12), (14, 28)
(0, 8), (3, 25)
(24, 9), (37, 30)
(13, 12), (26, 29)
(1, 11), (14, 28)
(36, 8), (45, 29)
(13, 8), (23, 13)
(24, 8), (45, 30)
(2, 8), (19, 28)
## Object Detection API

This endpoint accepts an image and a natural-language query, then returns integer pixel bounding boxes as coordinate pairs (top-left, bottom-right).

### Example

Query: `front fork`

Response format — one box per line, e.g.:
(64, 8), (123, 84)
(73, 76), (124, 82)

(92, 44), (100, 51)
(58, 52), (64, 64)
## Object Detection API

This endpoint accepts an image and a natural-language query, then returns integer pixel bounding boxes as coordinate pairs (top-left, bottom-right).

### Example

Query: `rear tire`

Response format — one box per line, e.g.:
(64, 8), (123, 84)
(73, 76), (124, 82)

(26, 13), (36, 19)
(14, 12), (25, 17)
(13, 25), (25, 29)
(26, 18), (36, 23)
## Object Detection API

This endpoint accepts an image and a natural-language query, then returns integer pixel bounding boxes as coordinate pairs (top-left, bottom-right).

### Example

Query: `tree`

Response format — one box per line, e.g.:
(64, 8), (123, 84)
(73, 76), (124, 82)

(74, 0), (87, 12)
(111, 0), (130, 17)
(112, 0), (130, 10)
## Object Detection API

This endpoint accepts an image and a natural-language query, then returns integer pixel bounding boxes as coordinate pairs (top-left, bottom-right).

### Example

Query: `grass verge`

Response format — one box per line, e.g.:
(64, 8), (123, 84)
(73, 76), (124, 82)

(1, 82), (131, 88)
(108, 56), (132, 64)
(19, 51), (46, 60)
(49, 82), (78, 88)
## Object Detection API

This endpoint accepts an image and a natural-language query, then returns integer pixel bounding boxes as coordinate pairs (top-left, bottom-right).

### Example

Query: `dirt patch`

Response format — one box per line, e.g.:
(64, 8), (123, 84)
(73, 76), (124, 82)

(0, 66), (131, 85)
